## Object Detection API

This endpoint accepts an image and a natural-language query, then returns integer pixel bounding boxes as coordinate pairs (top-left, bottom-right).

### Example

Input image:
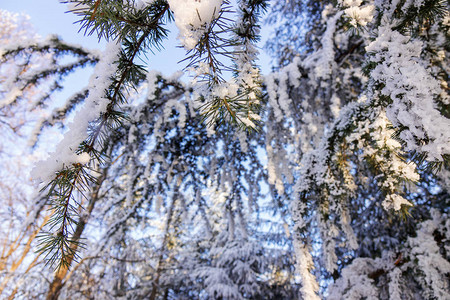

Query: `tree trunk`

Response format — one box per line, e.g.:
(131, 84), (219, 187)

(46, 169), (107, 300)
(0, 213), (49, 297)
(149, 188), (177, 300)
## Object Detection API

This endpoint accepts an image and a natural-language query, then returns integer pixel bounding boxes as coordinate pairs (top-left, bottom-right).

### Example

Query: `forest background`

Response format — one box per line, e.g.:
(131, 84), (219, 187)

(0, 0), (449, 299)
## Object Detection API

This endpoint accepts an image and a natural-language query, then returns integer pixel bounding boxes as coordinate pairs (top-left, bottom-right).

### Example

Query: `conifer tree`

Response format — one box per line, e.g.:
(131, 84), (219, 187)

(0, 0), (448, 299)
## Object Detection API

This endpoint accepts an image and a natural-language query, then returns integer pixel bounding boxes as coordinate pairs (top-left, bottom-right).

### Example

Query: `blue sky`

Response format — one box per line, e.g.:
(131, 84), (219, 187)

(1, 0), (273, 160)
(1, 0), (187, 75)
(2, 0), (101, 47)
(1, 0), (272, 75)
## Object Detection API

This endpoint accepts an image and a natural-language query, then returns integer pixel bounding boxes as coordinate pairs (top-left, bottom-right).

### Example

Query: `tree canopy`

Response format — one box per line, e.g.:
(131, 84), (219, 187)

(0, 0), (449, 299)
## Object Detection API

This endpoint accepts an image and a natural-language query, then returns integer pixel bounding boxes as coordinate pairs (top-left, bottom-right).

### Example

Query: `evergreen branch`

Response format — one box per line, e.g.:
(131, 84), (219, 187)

(392, 0), (448, 35)
(87, 4), (169, 150)
(37, 3), (171, 271)
(183, 0), (267, 130)
(37, 165), (86, 271)
(0, 36), (99, 109)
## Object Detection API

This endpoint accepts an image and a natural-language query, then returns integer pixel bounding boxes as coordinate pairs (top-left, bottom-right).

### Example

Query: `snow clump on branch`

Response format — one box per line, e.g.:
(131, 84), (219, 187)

(338, 0), (375, 27)
(31, 42), (121, 182)
(168, 0), (223, 49)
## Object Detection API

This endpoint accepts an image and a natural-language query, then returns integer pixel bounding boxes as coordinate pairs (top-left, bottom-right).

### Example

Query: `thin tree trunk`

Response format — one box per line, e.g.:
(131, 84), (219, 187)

(46, 169), (107, 300)
(149, 188), (178, 300)
(8, 254), (40, 300)
(0, 214), (50, 296)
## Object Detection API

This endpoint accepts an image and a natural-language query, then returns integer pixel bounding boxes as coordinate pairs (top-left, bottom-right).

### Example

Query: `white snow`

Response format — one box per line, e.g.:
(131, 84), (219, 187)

(31, 42), (121, 182)
(168, 0), (223, 49)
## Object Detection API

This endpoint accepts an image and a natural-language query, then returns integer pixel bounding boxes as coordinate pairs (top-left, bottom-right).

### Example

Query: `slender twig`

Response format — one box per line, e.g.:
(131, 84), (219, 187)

(88, 4), (170, 150)
(90, 0), (102, 21)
